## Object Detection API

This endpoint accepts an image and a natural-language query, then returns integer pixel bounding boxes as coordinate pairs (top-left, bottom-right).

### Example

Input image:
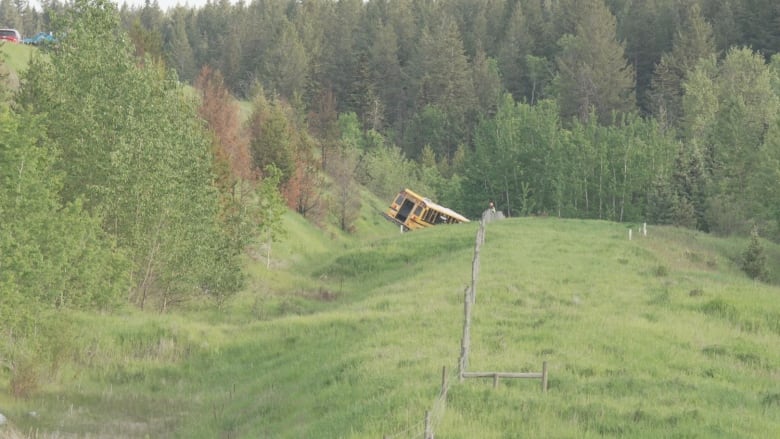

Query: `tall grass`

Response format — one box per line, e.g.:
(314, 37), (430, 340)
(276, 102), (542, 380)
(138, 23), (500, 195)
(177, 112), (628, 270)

(2, 217), (779, 437)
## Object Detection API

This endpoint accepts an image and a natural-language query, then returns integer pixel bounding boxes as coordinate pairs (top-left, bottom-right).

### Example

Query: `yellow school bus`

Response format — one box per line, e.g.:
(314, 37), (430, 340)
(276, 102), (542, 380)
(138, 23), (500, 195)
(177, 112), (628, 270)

(384, 188), (470, 231)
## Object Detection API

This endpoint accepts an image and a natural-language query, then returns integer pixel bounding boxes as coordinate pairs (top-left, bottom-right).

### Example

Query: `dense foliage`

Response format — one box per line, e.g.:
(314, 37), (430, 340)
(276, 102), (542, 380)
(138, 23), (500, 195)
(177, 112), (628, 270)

(3, 0), (780, 237)
(0, 0), (283, 394)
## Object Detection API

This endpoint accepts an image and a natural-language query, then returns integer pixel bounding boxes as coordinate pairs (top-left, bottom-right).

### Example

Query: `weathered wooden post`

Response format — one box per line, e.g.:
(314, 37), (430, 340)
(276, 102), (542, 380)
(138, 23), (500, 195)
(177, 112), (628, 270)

(424, 410), (431, 439)
(541, 361), (548, 392)
(458, 286), (472, 381)
(471, 221), (484, 304)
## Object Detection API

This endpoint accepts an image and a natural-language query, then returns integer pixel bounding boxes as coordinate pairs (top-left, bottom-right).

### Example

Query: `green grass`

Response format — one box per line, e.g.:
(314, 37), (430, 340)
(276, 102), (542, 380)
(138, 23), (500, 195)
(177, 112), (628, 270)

(0, 42), (37, 93)
(0, 42), (35, 73)
(436, 220), (780, 438)
(2, 35), (778, 438)
(2, 215), (779, 438)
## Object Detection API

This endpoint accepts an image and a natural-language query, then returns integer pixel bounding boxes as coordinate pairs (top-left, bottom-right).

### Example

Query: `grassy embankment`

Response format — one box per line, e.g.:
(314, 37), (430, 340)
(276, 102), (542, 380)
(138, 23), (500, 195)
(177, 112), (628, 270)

(2, 208), (779, 438)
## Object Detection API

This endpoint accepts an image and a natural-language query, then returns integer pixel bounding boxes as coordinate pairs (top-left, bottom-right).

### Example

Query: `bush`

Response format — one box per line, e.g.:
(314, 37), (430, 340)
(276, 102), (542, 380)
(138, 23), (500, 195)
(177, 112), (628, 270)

(742, 227), (769, 282)
(9, 354), (39, 398)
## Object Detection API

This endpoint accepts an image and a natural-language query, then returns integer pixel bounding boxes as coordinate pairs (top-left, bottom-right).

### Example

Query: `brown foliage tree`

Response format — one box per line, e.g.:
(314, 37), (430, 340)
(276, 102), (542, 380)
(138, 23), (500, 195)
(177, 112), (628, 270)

(283, 141), (326, 225)
(308, 87), (340, 170)
(195, 65), (254, 181)
(195, 66), (258, 254)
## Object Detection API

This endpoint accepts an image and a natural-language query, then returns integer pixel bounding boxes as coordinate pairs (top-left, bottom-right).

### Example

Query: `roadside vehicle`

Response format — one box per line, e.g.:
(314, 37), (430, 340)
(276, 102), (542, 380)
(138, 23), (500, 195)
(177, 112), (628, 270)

(0, 29), (21, 43)
(22, 32), (56, 45)
(384, 188), (470, 231)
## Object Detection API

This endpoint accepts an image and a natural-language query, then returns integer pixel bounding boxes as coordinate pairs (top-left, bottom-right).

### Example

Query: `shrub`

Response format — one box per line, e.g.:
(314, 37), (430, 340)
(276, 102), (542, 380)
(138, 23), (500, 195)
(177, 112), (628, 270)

(742, 226), (769, 282)
(9, 354), (39, 398)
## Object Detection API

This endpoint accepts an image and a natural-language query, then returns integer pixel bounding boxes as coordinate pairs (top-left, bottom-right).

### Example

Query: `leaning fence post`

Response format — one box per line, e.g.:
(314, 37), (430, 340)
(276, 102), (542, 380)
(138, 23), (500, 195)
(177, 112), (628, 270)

(541, 361), (548, 392)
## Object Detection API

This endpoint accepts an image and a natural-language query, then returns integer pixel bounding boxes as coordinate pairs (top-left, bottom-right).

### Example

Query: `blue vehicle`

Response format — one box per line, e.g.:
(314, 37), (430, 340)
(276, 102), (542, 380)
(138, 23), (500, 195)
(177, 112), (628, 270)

(22, 32), (56, 45)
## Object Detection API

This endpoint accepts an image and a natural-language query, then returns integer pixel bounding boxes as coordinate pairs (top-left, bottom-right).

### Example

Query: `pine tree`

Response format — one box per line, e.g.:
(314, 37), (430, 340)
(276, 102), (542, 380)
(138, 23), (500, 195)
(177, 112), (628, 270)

(650, 2), (716, 131)
(164, 8), (196, 82)
(247, 95), (296, 185)
(552, 0), (636, 125)
(497, 1), (532, 100)
(742, 226), (769, 281)
(671, 141), (709, 231)
(646, 173), (676, 225)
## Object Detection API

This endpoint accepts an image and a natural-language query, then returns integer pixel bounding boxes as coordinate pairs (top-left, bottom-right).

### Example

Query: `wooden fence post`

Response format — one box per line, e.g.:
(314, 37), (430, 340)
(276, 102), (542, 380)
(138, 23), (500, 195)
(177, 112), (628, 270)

(470, 222), (483, 304)
(541, 361), (548, 392)
(458, 286), (472, 381)
(424, 410), (431, 439)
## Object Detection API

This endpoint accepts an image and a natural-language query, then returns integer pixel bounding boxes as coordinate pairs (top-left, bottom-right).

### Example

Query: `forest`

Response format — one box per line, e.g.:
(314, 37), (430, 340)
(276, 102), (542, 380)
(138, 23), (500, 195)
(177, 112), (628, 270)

(4, 0), (780, 230)
(1, 0), (779, 392)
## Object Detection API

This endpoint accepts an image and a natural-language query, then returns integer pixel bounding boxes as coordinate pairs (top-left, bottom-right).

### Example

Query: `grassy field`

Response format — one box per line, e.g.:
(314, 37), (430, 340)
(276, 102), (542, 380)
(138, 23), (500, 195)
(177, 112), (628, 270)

(0, 42), (35, 91)
(1, 209), (779, 438)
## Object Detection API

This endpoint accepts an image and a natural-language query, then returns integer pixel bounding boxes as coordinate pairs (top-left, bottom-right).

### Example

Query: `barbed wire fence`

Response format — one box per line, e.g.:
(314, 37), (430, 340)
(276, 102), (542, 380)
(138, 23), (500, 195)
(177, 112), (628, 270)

(383, 210), (520, 439)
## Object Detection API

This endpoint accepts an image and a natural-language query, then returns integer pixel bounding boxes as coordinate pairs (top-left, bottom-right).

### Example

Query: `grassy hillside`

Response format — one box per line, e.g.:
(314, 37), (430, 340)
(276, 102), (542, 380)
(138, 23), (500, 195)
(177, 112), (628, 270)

(0, 42), (36, 91)
(2, 212), (779, 438)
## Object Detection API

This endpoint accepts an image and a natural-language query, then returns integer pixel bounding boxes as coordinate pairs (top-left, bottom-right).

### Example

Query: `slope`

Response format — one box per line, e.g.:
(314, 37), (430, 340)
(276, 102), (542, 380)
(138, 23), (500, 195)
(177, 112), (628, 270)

(6, 212), (778, 438)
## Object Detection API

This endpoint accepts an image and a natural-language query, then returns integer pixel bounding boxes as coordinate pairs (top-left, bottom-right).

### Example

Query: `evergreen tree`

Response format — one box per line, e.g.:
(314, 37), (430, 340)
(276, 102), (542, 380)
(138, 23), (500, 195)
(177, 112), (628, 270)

(164, 8), (197, 82)
(320, 0), (363, 113)
(264, 18), (308, 100)
(496, 0), (532, 101)
(742, 226), (769, 281)
(368, 21), (406, 127)
(646, 173), (676, 225)
(247, 95), (296, 186)
(671, 141), (709, 230)
(650, 2), (716, 131)
(407, 13), (475, 160)
(551, 0), (636, 125)
(472, 46), (503, 117)
(617, 0), (677, 114)
(734, 0), (780, 60)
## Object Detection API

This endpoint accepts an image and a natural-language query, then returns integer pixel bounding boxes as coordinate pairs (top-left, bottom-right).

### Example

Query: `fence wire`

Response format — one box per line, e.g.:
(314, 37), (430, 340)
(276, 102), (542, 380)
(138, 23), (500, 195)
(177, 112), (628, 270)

(384, 219), (489, 438)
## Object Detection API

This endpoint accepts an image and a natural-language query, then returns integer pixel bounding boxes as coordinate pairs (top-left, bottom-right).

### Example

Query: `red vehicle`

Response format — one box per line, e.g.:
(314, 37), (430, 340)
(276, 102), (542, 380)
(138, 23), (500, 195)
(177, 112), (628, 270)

(0, 29), (21, 43)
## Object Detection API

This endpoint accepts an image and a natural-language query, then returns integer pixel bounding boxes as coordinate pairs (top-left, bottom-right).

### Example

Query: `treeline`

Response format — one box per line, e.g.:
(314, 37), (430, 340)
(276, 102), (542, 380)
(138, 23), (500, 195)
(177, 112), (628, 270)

(3, 0), (780, 236)
(139, 0), (777, 235)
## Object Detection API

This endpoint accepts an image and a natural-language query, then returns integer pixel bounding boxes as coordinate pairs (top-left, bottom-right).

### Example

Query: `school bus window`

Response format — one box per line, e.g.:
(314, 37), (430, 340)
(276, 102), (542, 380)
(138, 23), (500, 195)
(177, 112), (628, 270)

(395, 194), (405, 205)
(414, 206), (423, 216)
